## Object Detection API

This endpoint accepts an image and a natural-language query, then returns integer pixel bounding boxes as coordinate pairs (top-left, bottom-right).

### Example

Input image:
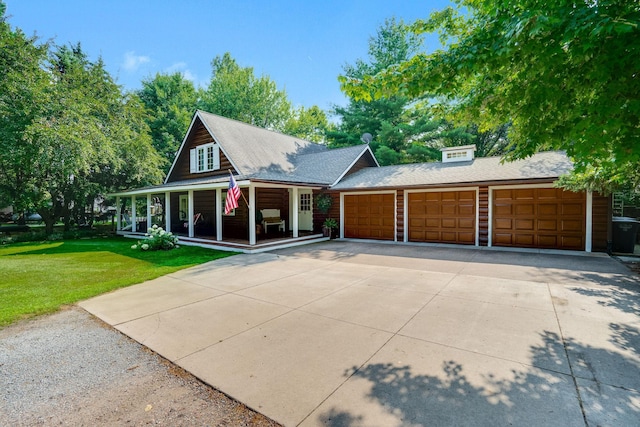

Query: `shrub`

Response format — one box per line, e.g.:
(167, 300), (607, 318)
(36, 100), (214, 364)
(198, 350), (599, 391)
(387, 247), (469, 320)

(131, 225), (179, 251)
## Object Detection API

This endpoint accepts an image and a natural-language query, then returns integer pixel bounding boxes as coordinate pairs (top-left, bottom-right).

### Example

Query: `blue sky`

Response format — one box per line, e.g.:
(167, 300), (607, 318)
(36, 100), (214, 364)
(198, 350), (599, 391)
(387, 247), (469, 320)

(5, 0), (450, 112)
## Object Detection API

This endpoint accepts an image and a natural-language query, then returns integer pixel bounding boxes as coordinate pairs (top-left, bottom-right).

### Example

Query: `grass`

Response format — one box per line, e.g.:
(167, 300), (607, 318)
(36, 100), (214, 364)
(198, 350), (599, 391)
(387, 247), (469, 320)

(0, 237), (237, 327)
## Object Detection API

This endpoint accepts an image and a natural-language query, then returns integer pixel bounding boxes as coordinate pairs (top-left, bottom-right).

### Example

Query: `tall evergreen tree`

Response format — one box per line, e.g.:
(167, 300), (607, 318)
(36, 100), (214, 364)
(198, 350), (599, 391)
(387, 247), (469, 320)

(137, 72), (197, 173)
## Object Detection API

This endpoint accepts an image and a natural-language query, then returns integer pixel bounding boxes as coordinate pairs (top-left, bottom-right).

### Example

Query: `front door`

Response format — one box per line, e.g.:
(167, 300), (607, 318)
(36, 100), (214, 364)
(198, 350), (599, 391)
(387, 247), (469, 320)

(298, 191), (313, 231)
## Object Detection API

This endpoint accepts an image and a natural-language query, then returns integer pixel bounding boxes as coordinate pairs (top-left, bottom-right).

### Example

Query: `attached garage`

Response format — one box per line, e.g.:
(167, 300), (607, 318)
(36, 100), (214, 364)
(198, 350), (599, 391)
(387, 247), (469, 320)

(344, 193), (395, 240)
(407, 189), (477, 245)
(491, 187), (585, 250)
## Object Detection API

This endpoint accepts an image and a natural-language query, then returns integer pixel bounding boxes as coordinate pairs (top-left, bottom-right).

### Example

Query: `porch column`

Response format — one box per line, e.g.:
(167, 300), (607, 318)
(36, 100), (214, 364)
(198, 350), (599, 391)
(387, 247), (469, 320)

(131, 196), (137, 233)
(187, 190), (194, 238)
(292, 187), (299, 238)
(249, 185), (256, 245)
(164, 191), (171, 232)
(339, 192), (344, 239)
(146, 194), (152, 230)
(216, 188), (222, 241)
(585, 191), (593, 252)
(116, 196), (121, 231)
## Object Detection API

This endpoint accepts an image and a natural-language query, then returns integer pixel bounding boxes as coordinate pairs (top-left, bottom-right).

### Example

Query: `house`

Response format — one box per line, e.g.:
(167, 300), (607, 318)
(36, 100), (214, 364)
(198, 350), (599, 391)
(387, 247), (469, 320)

(112, 110), (610, 253)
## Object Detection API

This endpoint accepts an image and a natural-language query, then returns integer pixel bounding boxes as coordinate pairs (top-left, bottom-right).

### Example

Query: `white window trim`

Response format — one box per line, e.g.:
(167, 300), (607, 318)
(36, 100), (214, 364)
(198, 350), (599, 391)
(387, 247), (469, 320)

(190, 142), (220, 173)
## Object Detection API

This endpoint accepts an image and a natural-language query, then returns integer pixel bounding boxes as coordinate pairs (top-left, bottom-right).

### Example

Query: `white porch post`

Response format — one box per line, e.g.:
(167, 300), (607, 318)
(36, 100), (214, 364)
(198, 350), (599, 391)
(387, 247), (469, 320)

(164, 191), (171, 232)
(116, 196), (121, 231)
(187, 190), (194, 238)
(339, 192), (344, 239)
(131, 196), (137, 233)
(216, 188), (222, 241)
(586, 191), (593, 252)
(249, 185), (256, 245)
(146, 194), (152, 230)
(292, 187), (299, 238)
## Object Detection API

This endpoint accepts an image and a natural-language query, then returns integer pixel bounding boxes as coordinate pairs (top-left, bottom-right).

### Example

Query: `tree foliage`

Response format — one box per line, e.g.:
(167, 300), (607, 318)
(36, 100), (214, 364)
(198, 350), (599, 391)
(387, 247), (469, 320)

(342, 0), (640, 193)
(283, 105), (330, 143)
(198, 52), (292, 131)
(137, 72), (197, 173)
(0, 5), (162, 234)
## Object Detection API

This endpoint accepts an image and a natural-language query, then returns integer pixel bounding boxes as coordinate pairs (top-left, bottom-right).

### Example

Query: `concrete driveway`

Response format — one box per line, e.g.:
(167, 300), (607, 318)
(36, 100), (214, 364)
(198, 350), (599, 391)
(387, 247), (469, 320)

(80, 241), (640, 426)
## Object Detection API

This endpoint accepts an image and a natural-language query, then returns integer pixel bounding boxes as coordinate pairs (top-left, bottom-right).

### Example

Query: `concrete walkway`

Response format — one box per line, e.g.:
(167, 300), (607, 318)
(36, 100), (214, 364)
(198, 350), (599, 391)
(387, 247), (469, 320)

(80, 241), (640, 426)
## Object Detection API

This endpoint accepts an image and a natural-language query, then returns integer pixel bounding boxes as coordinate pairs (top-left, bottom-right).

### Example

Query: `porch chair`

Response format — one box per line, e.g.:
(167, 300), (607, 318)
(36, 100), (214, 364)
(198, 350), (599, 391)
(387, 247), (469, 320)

(260, 209), (285, 234)
(183, 213), (202, 229)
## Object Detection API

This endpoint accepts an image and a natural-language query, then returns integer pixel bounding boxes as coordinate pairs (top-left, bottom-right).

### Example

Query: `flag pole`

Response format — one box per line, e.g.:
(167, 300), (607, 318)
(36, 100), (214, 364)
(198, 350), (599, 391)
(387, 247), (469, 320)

(228, 169), (250, 208)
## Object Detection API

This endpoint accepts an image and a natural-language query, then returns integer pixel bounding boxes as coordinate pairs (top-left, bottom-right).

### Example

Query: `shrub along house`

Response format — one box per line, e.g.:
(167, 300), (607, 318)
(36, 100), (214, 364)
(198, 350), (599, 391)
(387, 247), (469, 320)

(113, 110), (610, 253)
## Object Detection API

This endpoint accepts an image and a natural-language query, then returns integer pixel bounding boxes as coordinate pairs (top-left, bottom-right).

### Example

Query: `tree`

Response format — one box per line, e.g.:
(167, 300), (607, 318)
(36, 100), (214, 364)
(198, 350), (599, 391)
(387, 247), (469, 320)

(342, 0), (640, 193)
(328, 18), (453, 165)
(198, 52), (292, 131)
(0, 5), (50, 222)
(137, 72), (197, 173)
(23, 44), (163, 233)
(283, 105), (330, 143)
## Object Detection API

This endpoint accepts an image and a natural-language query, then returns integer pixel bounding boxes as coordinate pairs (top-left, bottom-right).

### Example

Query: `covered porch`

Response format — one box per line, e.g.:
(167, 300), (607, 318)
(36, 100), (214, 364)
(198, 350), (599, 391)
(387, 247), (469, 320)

(113, 180), (329, 253)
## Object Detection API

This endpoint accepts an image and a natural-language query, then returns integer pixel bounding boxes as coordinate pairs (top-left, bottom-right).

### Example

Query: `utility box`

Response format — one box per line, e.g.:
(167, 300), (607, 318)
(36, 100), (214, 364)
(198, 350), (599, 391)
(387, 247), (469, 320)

(612, 217), (640, 253)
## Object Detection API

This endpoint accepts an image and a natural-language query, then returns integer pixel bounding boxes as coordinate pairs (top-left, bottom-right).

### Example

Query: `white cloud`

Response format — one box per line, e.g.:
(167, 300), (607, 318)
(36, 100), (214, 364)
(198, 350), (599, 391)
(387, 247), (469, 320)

(122, 51), (150, 72)
(165, 62), (198, 85)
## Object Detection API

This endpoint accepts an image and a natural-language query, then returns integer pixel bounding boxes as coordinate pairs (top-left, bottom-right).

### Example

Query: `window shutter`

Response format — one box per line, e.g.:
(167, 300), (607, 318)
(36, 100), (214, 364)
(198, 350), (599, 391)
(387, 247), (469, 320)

(190, 148), (196, 173)
(213, 144), (221, 170)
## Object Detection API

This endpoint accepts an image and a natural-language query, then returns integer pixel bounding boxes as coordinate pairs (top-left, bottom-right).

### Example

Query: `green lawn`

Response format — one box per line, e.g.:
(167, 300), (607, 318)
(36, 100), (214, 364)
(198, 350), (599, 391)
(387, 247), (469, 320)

(0, 237), (237, 327)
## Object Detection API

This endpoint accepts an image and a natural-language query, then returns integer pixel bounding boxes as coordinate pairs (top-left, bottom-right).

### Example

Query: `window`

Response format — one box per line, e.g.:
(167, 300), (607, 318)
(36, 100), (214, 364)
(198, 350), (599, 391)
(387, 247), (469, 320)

(300, 193), (311, 211)
(190, 143), (220, 173)
(447, 151), (467, 159)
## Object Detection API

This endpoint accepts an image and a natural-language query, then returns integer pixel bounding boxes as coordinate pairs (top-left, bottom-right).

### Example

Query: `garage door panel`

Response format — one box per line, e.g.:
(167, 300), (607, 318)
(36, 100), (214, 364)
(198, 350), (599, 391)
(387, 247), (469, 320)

(408, 190), (476, 245)
(344, 194), (395, 240)
(459, 204), (475, 215)
(494, 218), (512, 229)
(494, 204), (512, 215)
(562, 204), (583, 215)
(515, 219), (534, 230)
(538, 204), (557, 215)
(492, 188), (585, 250)
(458, 218), (475, 229)
(538, 235), (558, 247)
(514, 189), (535, 200)
(515, 204), (534, 215)
(562, 220), (582, 232)
(515, 234), (535, 246)
(442, 218), (456, 228)
(494, 189), (513, 200)
(442, 204), (456, 215)
(537, 220), (558, 231)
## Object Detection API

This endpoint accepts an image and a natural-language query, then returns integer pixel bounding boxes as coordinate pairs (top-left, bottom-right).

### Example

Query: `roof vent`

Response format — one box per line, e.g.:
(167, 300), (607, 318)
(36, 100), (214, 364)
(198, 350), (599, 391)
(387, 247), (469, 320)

(440, 145), (476, 163)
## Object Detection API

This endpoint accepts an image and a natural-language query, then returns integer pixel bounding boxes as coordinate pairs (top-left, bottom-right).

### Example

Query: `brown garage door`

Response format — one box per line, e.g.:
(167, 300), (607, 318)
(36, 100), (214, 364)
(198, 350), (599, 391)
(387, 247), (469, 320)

(408, 190), (476, 244)
(492, 188), (585, 250)
(344, 194), (395, 240)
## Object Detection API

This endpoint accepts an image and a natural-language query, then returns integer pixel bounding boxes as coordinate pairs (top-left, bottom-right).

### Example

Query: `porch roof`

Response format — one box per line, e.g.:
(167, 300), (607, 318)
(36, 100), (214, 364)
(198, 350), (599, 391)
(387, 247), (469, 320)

(331, 151), (574, 190)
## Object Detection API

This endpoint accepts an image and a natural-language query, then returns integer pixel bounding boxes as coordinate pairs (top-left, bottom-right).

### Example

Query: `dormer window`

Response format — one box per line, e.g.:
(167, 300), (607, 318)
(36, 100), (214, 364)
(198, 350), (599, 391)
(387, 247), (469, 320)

(190, 142), (220, 173)
(440, 145), (476, 163)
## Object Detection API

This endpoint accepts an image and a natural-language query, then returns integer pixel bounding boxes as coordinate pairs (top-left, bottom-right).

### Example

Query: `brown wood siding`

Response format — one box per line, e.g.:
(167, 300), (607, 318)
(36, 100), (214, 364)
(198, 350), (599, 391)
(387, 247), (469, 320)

(408, 190), (476, 245)
(223, 188), (249, 239)
(492, 188), (585, 250)
(344, 193), (395, 240)
(312, 190), (338, 233)
(257, 188), (289, 233)
(193, 190), (217, 237)
(166, 118), (235, 183)
(396, 191), (405, 242)
(343, 151), (377, 178)
(591, 192), (610, 252)
(478, 186), (489, 246)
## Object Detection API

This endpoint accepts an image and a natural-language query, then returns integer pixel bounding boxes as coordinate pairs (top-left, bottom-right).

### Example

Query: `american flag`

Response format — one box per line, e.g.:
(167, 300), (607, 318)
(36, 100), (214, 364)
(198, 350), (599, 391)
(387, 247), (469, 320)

(225, 172), (241, 214)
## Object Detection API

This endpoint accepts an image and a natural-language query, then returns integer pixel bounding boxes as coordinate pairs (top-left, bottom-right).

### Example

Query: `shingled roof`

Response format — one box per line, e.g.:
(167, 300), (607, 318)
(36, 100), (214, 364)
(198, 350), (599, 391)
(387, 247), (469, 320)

(331, 151), (573, 189)
(195, 111), (373, 185)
